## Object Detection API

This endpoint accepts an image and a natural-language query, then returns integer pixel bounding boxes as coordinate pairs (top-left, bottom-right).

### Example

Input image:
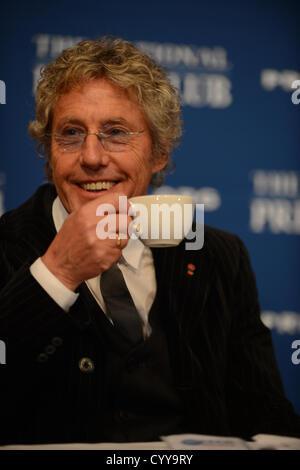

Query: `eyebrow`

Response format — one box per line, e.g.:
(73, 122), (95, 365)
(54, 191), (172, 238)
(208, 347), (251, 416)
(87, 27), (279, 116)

(55, 116), (131, 129)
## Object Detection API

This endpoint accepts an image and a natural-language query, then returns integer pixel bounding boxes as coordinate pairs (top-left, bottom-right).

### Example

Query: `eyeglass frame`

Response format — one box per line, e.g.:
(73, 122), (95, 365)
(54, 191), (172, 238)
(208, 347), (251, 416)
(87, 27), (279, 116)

(49, 128), (146, 153)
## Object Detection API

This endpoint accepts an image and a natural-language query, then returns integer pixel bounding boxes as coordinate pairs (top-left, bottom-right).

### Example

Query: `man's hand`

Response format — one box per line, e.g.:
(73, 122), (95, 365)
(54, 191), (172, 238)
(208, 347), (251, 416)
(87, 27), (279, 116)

(41, 193), (131, 291)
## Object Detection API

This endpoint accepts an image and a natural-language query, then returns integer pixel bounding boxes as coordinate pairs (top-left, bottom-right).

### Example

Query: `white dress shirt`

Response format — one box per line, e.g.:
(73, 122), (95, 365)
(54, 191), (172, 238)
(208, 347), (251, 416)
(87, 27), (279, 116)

(30, 196), (157, 332)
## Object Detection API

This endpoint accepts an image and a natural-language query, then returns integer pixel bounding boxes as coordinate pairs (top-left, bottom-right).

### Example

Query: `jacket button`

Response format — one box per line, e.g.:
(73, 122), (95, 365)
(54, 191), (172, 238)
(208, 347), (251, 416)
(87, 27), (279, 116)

(51, 337), (63, 347)
(44, 344), (56, 355)
(78, 357), (95, 373)
(36, 352), (48, 363)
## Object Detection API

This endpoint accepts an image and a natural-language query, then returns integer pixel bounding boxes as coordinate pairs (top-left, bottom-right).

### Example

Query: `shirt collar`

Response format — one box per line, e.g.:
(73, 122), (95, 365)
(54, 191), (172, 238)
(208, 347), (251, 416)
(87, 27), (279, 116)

(52, 196), (145, 271)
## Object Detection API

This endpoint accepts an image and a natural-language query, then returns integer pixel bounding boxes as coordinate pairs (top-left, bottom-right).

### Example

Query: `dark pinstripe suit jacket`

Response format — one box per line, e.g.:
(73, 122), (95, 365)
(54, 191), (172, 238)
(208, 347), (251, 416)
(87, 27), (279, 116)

(0, 184), (299, 444)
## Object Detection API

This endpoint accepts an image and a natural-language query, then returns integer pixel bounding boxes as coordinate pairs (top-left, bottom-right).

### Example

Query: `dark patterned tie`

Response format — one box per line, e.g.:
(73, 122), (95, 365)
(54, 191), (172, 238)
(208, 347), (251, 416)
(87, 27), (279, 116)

(100, 263), (144, 344)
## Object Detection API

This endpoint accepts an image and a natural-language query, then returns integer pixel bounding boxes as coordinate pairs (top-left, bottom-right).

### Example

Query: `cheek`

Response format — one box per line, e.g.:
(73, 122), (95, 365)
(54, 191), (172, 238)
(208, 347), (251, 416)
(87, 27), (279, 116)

(50, 151), (74, 183)
(130, 158), (152, 185)
(125, 144), (153, 176)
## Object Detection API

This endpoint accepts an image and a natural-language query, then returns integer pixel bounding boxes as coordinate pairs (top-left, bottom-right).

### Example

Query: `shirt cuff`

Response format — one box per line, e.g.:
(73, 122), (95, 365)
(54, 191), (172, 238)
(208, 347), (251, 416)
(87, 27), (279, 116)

(30, 257), (79, 312)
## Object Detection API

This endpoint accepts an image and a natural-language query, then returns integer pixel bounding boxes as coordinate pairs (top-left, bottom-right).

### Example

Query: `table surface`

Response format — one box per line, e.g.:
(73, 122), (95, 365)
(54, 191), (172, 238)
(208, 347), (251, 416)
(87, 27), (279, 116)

(0, 441), (168, 450)
(1, 433), (300, 450)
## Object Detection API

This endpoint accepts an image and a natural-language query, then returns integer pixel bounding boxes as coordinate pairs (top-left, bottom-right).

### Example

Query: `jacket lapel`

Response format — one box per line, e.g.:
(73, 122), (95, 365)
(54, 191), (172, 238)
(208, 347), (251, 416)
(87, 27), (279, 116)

(151, 241), (216, 329)
(150, 241), (216, 389)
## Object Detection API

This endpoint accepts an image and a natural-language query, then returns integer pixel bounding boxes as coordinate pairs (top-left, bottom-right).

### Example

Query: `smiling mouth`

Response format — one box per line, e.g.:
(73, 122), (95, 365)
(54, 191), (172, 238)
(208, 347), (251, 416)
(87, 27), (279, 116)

(79, 181), (118, 192)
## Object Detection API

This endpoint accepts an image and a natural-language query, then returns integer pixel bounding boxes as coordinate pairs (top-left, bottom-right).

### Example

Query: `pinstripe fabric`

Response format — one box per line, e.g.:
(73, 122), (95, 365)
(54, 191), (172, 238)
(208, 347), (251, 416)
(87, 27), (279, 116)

(0, 183), (299, 444)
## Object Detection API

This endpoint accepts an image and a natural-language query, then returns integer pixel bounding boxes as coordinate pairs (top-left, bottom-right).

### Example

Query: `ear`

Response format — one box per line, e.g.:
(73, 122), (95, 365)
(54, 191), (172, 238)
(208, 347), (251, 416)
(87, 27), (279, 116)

(151, 154), (168, 174)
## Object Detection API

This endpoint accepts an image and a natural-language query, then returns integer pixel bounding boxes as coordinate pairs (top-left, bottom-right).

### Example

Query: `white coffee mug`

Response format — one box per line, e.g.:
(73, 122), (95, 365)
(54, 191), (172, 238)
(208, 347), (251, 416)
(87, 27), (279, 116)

(129, 194), (194, 247)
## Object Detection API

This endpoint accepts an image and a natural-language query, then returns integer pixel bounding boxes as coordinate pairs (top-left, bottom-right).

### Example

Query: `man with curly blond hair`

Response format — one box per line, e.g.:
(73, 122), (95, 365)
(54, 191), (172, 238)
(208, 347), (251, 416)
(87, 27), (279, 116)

(0, 36), (299, 446)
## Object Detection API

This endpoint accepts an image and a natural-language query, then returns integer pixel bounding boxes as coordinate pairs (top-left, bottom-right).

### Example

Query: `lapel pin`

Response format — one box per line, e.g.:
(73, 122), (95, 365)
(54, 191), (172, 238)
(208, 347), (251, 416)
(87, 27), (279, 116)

(187, 263), (196, 276)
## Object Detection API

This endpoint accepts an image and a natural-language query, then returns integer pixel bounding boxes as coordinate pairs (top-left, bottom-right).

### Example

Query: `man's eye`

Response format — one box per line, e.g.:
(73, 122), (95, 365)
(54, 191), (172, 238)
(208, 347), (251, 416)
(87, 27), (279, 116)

(106, 128), (127, 136)
(62, 128), (83, 136)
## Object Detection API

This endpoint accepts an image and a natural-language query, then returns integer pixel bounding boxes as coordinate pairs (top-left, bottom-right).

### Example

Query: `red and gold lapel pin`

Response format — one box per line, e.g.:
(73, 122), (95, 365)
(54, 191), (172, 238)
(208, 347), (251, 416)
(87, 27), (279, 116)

(187, 263), (196, 276)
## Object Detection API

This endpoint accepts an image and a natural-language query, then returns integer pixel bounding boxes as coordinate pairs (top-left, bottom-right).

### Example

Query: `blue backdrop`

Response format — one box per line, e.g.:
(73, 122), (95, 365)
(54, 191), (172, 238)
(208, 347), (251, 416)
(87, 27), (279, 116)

(1, 0), (299, 415)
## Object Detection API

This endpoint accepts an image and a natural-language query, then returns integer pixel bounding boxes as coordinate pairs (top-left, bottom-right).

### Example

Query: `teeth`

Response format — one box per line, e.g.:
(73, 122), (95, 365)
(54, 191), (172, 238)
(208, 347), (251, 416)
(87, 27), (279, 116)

(80, 181), (117, 191)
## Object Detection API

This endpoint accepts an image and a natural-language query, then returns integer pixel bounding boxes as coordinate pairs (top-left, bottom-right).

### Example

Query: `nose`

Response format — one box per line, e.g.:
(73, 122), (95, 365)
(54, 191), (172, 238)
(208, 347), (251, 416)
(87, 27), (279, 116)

(79, 134), (110, 169)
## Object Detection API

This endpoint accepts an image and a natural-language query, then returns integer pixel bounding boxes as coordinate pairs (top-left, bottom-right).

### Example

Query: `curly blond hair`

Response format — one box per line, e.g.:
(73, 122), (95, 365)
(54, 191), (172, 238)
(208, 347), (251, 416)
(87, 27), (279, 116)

(28, 36), (183, 187)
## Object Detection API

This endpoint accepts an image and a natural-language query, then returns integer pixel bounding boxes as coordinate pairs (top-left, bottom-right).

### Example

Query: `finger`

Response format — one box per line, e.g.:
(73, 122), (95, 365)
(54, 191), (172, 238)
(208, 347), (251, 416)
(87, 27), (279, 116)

(115, 232), (122, 249)
(94, 192), (130, 214)
(117, 213), (133, 237)
(103, 215), (132, 239)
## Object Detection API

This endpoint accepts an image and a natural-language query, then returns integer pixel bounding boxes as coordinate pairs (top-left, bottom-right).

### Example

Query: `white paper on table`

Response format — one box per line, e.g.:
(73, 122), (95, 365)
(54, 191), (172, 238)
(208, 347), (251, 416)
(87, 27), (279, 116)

(247, 434), (300, 450)
(0, 441), (168, 450)
(161, 433), (251, 450)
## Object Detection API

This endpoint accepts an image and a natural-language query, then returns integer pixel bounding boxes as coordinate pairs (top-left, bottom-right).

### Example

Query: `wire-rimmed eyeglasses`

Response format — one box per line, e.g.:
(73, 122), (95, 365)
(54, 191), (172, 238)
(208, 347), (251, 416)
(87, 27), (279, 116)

(52, 127), (145, 153)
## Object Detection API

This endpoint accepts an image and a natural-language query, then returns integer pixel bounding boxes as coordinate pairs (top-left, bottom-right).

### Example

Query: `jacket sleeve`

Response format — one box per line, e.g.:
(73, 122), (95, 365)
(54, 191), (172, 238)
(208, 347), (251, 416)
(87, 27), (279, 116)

(226, 236), (300, 438)
(0, 239), (75, 364)
(0, 237), (80, 444)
